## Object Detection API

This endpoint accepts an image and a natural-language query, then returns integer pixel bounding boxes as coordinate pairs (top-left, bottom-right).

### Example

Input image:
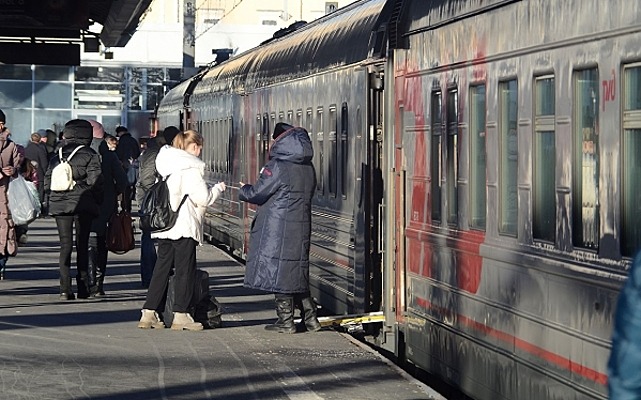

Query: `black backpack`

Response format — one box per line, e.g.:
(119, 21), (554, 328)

(138, 176), (188, 232)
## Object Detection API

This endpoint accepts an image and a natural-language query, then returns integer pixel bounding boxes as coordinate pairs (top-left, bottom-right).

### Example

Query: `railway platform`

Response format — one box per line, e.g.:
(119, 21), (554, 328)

(0, 217), (446, 400)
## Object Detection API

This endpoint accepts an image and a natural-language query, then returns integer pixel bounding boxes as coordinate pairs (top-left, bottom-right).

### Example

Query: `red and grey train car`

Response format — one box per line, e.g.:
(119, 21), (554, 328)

(156, 0), (641, 399)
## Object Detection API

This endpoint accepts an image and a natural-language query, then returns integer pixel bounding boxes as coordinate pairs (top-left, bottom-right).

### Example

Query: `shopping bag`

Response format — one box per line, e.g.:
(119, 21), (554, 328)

(106, 208), (135, 254)
(8, 175), (40, 225)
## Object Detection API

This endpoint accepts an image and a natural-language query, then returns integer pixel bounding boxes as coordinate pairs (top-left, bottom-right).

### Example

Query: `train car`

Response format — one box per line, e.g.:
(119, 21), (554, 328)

(156, 0), (641, 399)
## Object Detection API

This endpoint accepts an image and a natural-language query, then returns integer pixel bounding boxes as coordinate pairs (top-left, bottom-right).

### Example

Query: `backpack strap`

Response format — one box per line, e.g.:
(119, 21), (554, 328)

(58, 145), (84, 162)
(163, 173), (189, 212)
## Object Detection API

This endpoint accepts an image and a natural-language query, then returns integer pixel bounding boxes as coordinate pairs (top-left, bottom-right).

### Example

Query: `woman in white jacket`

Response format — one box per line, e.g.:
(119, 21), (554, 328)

(137, 130), (226, 331)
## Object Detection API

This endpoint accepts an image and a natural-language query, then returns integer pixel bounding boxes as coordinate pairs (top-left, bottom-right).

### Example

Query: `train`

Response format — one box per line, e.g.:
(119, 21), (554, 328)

(155, 0), (641, 399)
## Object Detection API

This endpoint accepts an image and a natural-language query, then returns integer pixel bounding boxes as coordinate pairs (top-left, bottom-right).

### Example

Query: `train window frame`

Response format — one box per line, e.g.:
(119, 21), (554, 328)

(328, 104), (338, 197)
(498, 78), (519, 237)
(533, 74), (556, 244)
(469, 84), (487, 230)
(316, 106), (325, 194)
(572, 68), (600, 250)
(446, 87), (459, 227)
(621, 63), (641, 257)
(340, 102), (349, 200)
(430, 90), (443, 223)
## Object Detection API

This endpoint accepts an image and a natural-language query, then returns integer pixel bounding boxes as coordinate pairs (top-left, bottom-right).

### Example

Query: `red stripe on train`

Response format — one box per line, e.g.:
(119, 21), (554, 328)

(415, 296), (608, 386)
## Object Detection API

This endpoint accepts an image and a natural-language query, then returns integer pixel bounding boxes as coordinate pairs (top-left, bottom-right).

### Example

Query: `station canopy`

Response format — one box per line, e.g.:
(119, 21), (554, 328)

(0, 0), (153, 65)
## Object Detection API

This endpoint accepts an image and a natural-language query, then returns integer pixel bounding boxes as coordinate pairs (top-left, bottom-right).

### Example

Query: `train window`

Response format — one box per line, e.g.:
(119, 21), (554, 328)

(430, 91), (442, 223)
(572, 69), (599, 250)
(498, 79), (518, 236)
(621, 65), (641, 257)
(533, 76), (556, 243)
(261, 113), (270, 167)
(341, 103), (348, 199)
(328, 105), (338, 197)
(469, 85), (486, 230)
(446, 88), (459, 226)
(296, 109), (303, 126)
(316, 107), (324, 193)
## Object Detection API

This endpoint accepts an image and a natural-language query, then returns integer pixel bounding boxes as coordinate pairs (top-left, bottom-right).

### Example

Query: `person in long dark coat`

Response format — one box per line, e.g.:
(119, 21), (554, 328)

(44, 119), (103, 300)
(23, 132), (48, 209)
(238, 122), (321, 334)
(88, 121), (127, 296)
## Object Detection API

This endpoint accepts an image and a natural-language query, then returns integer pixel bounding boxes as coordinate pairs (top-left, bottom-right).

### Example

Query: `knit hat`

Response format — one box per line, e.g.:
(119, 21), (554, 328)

(0, 109), (5, 123)
(273, 122), (293, 140)
(63, 119), (93, 140)
(88, 119), (105, 139)
(162, 126), (180, 145)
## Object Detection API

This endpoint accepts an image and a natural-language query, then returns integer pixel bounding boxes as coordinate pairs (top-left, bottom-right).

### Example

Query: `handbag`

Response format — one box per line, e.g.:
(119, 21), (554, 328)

(8, 175), (40, 225)
(106, 204), (135, 254)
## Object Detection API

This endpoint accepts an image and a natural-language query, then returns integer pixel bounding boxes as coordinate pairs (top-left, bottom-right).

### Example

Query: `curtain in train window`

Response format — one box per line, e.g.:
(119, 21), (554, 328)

(573, 69), (599, 250)
(622, 66), (641, 257)
(533, 76), (556, 243)
(470, 85), (486, 230)
(446, 88), (459, 226)
(316, 107), (324, 193)
(341, 103), (349, 199)
(499, 79), (518, 236)
(328, 106), (338, 196)
(430, 91), (442, 223)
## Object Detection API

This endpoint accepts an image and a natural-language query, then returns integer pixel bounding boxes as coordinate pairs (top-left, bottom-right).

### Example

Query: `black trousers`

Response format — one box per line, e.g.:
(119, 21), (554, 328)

(143, 237), (197, 313)
(55, 214), (92, 293)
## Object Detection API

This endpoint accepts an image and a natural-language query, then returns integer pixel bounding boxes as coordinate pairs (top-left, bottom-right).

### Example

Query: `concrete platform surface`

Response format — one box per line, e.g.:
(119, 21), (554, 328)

(0, 218), (446, 400)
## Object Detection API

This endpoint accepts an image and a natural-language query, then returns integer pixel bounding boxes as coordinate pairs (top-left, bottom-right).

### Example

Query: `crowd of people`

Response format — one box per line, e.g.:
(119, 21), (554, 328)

(0, 110), (322, 333)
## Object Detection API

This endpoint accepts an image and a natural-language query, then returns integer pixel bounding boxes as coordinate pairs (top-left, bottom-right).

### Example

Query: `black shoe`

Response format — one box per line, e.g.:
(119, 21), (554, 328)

(60, 292), (75, 300)
(77, 292), (90, 299)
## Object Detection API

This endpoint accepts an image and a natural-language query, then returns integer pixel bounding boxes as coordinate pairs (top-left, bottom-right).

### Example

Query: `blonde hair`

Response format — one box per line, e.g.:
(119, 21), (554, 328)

(172, 129), (203, 150)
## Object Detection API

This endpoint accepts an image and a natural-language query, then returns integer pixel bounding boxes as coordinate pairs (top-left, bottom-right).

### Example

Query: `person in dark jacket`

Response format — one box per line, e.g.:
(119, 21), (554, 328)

(238, 122), (321, 334)
(608, 251), (641, 399)
(44, 119), (104, 300)
(135, 126), (179, 288)
(115, 126), (140, 213)
(88, 121), (127, 297)
(23, 132), (48, 211)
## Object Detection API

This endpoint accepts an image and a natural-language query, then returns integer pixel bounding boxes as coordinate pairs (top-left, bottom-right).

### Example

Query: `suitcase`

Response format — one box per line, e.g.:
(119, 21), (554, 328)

(163, 269), (210, 327)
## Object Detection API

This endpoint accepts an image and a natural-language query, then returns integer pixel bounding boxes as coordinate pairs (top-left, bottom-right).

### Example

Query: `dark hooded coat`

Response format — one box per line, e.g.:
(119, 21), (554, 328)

(44, 120), (104, 217)
(90, 140), (127, 236)
(239, 127), (315, 294)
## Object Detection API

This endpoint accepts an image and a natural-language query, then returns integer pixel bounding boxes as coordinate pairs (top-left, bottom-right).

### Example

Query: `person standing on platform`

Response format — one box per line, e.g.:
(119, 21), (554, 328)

(45, 119), (103, 300)
(87, 120), (127, 297)
(114, 126), (140, 213)
(137, 129), (226, 331)
(238, 122), (321, 334)
(135, 126), (178, 288)
(0, 110), (21, 280)
(608, 251), (641, 399)
(24, 132), (48, 214)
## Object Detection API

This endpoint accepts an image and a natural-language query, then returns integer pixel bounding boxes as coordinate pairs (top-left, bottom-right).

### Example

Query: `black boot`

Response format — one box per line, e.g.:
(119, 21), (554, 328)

(76, 274), (90, 299)
(264, 294), (296, 334)
(60, 277), (75, 300)
(298, 293), (321, 332)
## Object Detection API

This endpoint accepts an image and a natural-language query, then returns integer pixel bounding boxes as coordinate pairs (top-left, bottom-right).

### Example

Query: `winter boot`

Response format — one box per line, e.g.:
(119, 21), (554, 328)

(137, 309), (165, 329)
(265, 294), (296, 334)
(60, 276), (74, 300)
(299, 295), (322, 332)
(171, 312), (204, 331)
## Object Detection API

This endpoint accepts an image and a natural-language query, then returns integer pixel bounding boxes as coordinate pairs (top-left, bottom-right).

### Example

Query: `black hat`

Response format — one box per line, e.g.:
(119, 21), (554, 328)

(0, 109), (5, 123)
(273, 122), (294, 140)
(162, 126), (180, 145)
(63, 119), (93, 140)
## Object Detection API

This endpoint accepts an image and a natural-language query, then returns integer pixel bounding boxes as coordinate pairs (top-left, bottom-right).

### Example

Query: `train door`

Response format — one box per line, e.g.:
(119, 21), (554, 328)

(357, 65), (385, 314)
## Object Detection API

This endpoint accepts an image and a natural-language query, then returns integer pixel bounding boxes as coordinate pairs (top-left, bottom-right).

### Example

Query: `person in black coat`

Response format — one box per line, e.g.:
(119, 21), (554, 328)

(44, 119), (104, 300)
(115, 126), (140, 213)
(238, 122), (321, 333)
(135, 126), (178, 288)
(88, 122), (127, 297)
(23, 132), (48, 210)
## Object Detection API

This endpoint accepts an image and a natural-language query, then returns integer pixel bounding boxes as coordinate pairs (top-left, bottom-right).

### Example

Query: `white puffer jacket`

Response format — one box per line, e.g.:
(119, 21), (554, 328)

(151, 145), (224, 244)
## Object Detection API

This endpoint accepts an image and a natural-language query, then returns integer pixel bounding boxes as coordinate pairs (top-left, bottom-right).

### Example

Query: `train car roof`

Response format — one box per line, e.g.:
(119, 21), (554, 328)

(194, 0), (387, 96)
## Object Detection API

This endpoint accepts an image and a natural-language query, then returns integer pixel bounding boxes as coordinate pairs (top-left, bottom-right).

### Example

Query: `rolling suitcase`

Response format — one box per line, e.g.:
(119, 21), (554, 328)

(163, 269), (210, 327)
